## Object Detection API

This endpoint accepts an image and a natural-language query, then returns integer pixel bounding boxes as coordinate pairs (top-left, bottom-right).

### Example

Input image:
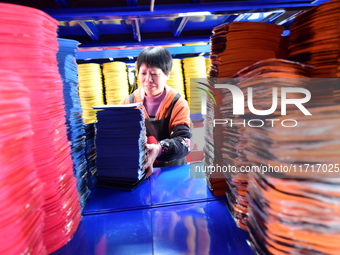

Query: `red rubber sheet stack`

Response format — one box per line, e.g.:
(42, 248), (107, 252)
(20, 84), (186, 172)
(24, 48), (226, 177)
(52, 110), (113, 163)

(0, 3), (81, 254)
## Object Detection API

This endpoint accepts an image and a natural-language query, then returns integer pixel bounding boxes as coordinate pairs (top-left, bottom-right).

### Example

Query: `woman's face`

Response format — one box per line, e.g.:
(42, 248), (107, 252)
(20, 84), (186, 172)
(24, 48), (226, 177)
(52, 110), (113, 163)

(139, 63), (170, 97)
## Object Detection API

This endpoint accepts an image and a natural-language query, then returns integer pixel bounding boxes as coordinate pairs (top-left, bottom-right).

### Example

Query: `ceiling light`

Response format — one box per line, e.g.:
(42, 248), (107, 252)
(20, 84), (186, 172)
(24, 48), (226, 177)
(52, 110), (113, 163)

(179, 11), (211, 17)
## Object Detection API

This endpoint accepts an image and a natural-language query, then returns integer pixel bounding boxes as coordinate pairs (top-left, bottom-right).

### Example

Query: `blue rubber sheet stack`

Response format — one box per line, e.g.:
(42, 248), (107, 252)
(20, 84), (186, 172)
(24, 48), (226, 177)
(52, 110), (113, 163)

(84, 123), (98, 190)
(93, 103), (147, 190)
(57, 38), (90, 208)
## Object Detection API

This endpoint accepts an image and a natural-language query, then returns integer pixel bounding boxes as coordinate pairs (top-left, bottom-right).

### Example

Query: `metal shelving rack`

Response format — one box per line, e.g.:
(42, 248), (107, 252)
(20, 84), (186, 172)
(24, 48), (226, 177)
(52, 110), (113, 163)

(2, 0), (328, 60)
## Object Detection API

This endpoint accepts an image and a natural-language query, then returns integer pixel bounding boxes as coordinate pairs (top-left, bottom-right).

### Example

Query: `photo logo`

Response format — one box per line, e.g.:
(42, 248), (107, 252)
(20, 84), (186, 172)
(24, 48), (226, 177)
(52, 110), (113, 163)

(196, 81), (312, 128)
(196, 82), (222, 115)
(198, 82), (312, 116)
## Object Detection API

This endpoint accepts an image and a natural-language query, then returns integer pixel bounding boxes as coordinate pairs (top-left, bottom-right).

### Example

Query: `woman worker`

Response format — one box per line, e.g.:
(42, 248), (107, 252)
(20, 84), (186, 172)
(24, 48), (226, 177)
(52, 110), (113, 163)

(122, 46), (192, 177)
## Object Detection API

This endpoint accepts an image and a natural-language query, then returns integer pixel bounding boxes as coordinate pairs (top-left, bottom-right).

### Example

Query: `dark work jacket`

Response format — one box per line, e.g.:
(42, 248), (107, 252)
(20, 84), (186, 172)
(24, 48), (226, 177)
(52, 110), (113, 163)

(129, 92), (191, 167)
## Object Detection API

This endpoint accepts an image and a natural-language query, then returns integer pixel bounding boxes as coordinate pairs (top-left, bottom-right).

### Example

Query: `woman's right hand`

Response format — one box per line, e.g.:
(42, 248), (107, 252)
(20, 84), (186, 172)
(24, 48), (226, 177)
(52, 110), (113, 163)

(142, 143), (161, 178)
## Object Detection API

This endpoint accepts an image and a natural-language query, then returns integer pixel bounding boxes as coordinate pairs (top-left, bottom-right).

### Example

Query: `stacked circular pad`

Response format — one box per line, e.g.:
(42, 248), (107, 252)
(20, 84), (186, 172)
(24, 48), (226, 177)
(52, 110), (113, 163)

(167, 59), (186, 98)
(209, 23), (228, 78)
(219, 58), (313, 230)
(245, 104), (340, 255)
(182, 56), (207, 113)
(84, 123), (98, 190)
(202, 84), (228, 197)
(232, 58), (314, 115)
(205, 57), (211, 77)
(210, 22), (283, 78)
(57, 38), (90, 209)
(289, 0), (340, 78)
(0, 3), (81, 253)
(203, 24), (229, 196)
(288, 0), (340, 102)
(78, 63), (104, 124)
(136, 62), (141, 88)
(161, 43), (182, 47)
(204, 21), (283, 202)
(0, 70), (46, 255)
(102, 61), (130, 105)
(184, 42), (208, 46)
(221, 124), (249, 231)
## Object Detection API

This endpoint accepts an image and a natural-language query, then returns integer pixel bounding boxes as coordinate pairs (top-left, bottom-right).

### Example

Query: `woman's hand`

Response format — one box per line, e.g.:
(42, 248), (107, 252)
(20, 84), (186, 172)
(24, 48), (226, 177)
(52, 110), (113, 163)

(142, 143), (161, 177)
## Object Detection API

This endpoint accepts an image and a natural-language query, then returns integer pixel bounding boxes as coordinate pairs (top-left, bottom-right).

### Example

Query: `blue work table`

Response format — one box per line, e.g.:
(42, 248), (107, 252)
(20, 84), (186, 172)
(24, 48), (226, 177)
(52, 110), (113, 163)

(53, 164), (253, 255)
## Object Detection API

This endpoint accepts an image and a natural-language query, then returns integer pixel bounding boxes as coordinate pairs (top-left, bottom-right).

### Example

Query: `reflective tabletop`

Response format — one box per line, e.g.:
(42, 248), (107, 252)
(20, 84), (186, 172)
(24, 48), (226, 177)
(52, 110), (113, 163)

(54, 200), (252, 255)
(54, 164), (253, 255)
(83, 164), (223, 215)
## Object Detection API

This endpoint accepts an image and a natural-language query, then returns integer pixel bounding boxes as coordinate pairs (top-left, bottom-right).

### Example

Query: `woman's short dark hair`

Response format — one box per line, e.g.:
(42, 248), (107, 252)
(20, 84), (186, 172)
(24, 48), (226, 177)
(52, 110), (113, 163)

(137, 46), (172, 75)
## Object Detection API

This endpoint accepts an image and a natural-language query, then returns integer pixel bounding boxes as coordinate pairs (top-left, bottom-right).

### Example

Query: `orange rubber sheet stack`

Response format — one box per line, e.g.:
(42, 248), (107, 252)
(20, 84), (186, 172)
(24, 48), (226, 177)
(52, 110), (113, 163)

(0, 3), (81, 254)
(218, 58), (313, 230)
(288, 0), (340, 102)
(245, 105), (340, 255)
(204, 21), (283, 199)
(204, 23), (228, 193)
(221, 124), (249, 230)
(203, 95), (228, 196)
(277, 35), (290, 60)
(209, 22), (283, 78)
(209, 23), (228, 78)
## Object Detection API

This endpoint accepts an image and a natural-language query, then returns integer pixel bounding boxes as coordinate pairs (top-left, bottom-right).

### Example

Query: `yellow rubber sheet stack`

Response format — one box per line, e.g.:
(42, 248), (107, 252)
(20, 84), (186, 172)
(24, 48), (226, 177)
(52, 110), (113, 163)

(78, 63), (104, 124)
(102, 61), (130, 105)
(182, 56), (207, 113)
(167, 59), (186, 98)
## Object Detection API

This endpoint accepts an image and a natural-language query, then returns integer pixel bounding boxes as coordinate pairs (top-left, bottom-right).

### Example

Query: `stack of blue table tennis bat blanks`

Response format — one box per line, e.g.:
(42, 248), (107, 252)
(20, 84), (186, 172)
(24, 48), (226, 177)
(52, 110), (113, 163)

(94, 103), (147, 190)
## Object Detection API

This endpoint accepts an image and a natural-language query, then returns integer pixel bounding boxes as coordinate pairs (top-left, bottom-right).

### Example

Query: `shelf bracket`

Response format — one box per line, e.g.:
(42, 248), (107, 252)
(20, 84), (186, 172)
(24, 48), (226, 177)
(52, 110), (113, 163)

(150, 0), (155, 11)
(172, 17), (189, 38)
(276, 10), (304, 25)
(260, 11), (285, 23)
(78, 21), (100, 41)
(132, 19), (141, 42)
